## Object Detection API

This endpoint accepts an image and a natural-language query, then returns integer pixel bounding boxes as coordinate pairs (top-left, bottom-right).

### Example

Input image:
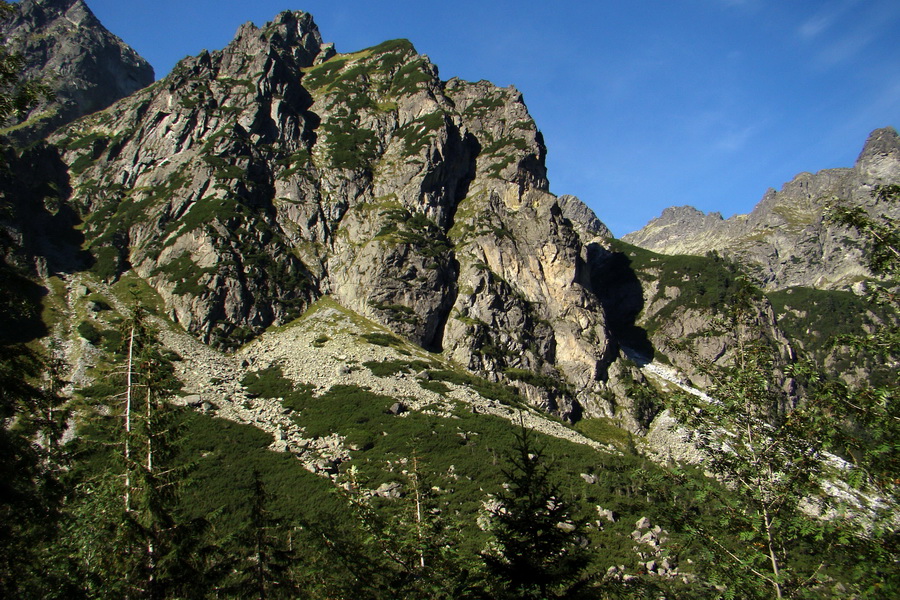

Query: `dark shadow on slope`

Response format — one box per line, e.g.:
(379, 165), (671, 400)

(0, 262), (49, 344)
(0, 143), (87, 343)
(428, 131), (480, 353)
(586, 242), (654, 362)
(11, 143), (90, 275)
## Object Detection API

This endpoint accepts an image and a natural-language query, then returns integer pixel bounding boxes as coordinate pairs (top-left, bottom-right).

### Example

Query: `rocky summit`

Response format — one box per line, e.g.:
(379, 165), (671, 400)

(3, 6), (897, 431)
(26, 10), (635, 422)
(0, 3), (894, 435)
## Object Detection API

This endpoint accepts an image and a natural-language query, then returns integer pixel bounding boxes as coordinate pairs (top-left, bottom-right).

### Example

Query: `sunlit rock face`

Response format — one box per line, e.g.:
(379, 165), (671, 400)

(624, 127), (900, 291)
(35, 10), (625, 421)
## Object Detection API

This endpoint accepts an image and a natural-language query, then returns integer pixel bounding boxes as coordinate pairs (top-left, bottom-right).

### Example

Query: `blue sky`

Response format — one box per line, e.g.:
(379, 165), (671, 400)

(81, 0), (900, 236)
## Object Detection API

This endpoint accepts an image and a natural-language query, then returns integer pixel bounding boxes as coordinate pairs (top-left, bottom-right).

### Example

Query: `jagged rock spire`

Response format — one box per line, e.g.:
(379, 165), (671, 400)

(856, 126), (900, 179)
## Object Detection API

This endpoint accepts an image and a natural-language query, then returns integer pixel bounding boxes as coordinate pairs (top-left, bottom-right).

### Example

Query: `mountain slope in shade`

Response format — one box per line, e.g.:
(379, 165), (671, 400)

(0, 0), (154, 144)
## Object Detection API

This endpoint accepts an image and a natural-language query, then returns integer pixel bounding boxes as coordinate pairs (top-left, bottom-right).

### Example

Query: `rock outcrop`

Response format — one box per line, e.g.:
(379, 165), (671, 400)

(623, 128), (900, 290)
(0, 0), (154, 144)
(34, 10), (621, 421)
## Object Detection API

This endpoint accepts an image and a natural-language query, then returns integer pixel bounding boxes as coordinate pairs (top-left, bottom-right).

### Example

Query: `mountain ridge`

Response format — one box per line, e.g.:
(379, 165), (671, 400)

(4, 5), (892, 433)
(1, 4), (897, 597)
(623, 127), (900, 290)
(20, 9), (629, 423)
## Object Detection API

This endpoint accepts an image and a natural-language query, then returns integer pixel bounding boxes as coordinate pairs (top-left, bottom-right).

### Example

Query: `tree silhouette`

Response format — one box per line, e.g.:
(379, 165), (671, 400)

(483, 420), (591, 600)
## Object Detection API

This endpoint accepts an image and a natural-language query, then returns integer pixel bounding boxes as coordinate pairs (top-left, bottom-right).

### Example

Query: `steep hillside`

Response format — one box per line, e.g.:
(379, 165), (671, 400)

(623, 127), (900, 291)
(2, 5), (897, 598)
(22, 10), (632, 422)
(0, 0), (154, 144)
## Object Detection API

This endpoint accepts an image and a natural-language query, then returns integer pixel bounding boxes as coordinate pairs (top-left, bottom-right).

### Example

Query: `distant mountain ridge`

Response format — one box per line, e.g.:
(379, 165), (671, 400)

(623, 127), (900, 290)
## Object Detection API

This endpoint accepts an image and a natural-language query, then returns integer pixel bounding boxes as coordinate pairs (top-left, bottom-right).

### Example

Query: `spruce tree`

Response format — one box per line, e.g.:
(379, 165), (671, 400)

(0, 344), (69, 598)
(224, 470), (300, 599)
(482, 421), (591, 600)
(68, 309), (211, 598)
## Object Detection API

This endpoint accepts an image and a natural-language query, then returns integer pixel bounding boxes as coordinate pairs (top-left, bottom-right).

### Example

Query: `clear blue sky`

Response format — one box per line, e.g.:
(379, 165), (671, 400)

(80, 0), (900, 236)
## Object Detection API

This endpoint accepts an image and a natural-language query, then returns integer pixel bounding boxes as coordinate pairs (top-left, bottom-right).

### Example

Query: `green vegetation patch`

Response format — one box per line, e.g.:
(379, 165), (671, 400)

(236, 367), (663, 545)
(368, 300), (420, 326)
(417, 379), (451, 395)
(164, 195), (244, 240)
(363, 358), (437, 378)
(360, 332), (405, 348)
(242, 365), (314, 402)
(389, 58), (433, 96)
(483, 136), (529, 156)
(768, 286), (877, 349)
(301, 57), (352, 90)
(393, 112), (445, 155)
(180, 412), (350, 533)
(575, 418), (638, 452)
(768, 285), (897, 384)
(481, 134), (529, 179)
(83, 171), (191, 250)
(302, 39), (418, 98)
(275, 149), (311, 180)
(202, 154), (247, 181)
(462, 94), (507, 118)
(110, 272), (166, 315)
(503, 368), (569, 393)
(608, 240), (758, 331)
(88, 246), (122, 281)
(76, 320), (101, 344)
(320, 114), (377, 170)
(375, 209), (452, 259)
(427, 369), (523, 407)
(154, 253), (217, 296)
(365, 38), (416, 57)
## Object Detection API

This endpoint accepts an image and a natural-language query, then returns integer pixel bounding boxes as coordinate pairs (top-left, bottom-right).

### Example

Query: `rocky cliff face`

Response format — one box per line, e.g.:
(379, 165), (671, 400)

(623, 128), (900, 291)
(11, 5), (889, 434)
(0, 0), (154, 144)
(34, 10), (625, 421)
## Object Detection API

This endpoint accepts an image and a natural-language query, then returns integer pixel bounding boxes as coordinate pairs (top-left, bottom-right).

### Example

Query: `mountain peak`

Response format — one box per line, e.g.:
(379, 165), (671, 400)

(1, 0), (154, 144)
(222, 10), (332, 69)
(856, 126), (900, 179)
(624, 127), (900, 290)
(8, 0), (94, 28)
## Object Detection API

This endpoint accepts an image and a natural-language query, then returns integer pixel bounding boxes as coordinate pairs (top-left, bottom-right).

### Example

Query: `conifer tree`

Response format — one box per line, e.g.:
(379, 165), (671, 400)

(224, 470), (300, 599)
(482, 421), (591, 600)
(0, 344), (69, 598)
(69, 308), (211, 599)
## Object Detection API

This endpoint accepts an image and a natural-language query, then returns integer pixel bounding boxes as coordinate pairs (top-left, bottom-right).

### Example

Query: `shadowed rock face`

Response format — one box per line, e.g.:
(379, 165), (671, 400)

(31, 9), (623, 421)
(623, 127), (900, 291)
(1, 0), (154, 144)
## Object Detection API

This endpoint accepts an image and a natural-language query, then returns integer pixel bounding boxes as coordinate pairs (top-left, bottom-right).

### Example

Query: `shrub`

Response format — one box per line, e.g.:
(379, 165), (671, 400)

(360, 332), (404, 348)
(77, 320), (101, 344)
